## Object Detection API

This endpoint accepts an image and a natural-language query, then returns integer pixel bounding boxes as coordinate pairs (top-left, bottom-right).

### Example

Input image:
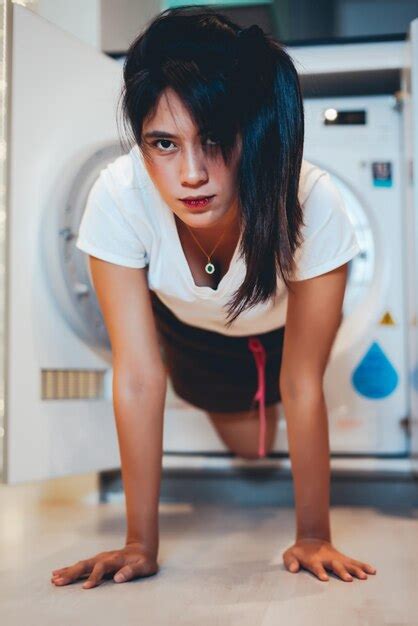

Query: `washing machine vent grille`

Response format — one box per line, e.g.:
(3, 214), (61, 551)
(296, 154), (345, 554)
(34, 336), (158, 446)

(41, 369), (105, 400)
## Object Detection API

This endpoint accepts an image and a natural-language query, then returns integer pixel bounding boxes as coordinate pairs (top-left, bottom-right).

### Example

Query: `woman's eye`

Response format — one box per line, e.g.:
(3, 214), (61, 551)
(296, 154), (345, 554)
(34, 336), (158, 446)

(152, 137), (219, 152)
(153, 139), (175, 151)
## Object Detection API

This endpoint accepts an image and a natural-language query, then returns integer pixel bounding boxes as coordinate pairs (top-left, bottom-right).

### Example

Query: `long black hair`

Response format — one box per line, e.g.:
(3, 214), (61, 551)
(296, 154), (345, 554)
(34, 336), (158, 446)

(118, 4), (305, 328)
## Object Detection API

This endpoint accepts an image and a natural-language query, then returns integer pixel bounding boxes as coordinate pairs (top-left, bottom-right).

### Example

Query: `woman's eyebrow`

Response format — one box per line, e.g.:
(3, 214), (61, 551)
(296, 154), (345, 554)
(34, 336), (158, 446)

(143, 130), (207, 139)
(143, 130), (178, 139)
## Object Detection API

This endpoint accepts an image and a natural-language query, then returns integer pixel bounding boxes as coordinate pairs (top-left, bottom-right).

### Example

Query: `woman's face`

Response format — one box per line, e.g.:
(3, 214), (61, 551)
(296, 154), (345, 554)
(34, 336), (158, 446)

(140, 88), (242, 233)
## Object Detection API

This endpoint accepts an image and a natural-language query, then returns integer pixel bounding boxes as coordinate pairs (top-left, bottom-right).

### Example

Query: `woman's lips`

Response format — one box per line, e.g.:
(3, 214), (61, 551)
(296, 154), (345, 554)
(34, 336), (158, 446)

(180, 195), (215, 209)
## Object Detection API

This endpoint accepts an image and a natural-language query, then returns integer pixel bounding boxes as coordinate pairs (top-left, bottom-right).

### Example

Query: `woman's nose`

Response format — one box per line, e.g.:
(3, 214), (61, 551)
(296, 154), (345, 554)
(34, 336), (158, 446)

(180, 150), (209, 186)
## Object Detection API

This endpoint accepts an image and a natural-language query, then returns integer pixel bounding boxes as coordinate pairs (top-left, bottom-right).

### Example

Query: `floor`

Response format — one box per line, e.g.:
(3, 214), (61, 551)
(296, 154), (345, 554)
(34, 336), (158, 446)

(0, 469), (417, 626)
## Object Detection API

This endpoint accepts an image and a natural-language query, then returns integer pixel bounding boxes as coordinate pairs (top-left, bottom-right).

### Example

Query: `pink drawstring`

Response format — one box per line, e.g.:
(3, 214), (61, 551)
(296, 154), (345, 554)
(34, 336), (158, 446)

(248, 336), (267, 458)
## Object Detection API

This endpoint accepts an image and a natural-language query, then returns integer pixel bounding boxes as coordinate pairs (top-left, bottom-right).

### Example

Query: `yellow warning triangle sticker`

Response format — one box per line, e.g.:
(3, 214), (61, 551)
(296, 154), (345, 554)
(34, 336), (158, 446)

(379, 310), (396, 325)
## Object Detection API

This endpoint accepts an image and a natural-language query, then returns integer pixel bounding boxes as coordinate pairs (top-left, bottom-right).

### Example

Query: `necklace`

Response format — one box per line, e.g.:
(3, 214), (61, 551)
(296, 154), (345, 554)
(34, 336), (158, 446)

(185, 224), (227, 275)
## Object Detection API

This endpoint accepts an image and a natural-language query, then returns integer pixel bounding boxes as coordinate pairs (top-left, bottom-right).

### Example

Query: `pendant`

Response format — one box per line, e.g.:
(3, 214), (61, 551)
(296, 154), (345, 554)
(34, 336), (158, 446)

(205, 261), (215, 275)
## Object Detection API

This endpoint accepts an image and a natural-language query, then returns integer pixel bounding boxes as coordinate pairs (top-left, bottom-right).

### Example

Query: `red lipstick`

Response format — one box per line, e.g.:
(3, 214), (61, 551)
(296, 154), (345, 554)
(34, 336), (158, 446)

(180, 195), (215, 209)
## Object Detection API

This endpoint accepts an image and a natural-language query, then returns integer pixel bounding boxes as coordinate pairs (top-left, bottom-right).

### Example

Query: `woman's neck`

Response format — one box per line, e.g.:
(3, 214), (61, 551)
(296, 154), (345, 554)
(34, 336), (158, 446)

(175, 202), (242, 250)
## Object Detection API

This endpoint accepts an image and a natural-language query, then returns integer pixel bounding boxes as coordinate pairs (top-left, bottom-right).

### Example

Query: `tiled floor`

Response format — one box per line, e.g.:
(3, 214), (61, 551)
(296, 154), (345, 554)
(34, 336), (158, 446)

(0, 470), (417, 625)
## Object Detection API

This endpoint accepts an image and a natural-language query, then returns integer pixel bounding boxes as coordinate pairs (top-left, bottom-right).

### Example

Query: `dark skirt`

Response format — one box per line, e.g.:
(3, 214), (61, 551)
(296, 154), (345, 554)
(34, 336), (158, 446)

(149, 291), (285, 414)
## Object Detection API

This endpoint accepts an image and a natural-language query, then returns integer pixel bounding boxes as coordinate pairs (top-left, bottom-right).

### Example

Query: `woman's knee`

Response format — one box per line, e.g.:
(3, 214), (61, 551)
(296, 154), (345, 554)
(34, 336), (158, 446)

(206, 403), (280, 460)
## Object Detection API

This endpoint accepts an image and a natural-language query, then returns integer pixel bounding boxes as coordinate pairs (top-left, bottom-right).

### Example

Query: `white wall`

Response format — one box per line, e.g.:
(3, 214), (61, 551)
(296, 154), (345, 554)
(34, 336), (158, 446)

(24, 0), (101, 49)
(24, 0), (163, 53)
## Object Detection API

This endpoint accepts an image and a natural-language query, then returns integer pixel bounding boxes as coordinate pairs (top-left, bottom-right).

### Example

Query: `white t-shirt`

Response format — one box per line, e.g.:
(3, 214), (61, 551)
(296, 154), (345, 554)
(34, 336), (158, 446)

(76, 145), (361, 336)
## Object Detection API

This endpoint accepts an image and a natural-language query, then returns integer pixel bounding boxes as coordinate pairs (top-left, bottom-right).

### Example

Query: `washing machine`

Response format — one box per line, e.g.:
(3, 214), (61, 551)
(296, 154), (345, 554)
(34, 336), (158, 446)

(1, 5), (413, 484)
(300, 94), (410, 458)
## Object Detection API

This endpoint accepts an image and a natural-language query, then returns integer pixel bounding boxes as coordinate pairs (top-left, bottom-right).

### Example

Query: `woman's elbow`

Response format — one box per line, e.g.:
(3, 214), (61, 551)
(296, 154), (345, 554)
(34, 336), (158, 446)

(279, 372), (324, 402)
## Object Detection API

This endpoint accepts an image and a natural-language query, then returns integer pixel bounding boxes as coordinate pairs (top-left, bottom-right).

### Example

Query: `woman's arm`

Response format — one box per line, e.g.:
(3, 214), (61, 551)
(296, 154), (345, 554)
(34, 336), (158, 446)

(51, 257), (167, 589)
(90, 256), (167, 557)
(112, 365), (166, 556)
(279, 263), (347, 541)
(279, 262), (377, 582)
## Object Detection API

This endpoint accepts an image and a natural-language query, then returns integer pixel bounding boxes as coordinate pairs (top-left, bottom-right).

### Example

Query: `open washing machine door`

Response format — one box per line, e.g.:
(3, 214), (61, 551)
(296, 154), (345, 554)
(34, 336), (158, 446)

(3, 5), (125, 483)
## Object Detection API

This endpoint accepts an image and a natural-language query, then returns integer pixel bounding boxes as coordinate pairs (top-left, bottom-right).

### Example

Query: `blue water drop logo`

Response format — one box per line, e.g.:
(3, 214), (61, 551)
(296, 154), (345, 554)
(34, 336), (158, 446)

(351, 341), (399, 399)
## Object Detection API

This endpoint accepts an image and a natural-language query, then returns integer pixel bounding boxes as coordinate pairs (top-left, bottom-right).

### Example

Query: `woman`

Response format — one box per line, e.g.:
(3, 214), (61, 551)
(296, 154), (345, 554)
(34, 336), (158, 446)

(51, 6), (376, 589)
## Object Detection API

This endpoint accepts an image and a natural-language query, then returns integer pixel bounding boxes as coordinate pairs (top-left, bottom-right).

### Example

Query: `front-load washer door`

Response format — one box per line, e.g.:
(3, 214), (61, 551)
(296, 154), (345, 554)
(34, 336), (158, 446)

(3, 5), (124, 483)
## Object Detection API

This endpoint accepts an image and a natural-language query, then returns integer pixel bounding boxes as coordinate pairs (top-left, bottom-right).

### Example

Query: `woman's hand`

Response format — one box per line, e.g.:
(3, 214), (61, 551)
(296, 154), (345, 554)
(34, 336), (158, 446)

(282, 538), (377, 582)
(51, 542), (159, 589)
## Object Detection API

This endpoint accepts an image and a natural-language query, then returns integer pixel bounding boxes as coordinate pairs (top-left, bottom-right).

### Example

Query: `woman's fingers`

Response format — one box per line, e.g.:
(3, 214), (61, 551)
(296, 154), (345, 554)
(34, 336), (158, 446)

(51, 560), (92, 585)
(52, 563), (81, 576)
(310, 561), (329, 582)
(114, 557), (157, 583)
(51, 548), (159, 589)
(282, 542), (376, 583)
(82, 560), (114, 589)
(329, 559), (353, 582)
(51, 566), (73, 577)
(352, 560), (377, 574)
(282, 552), (300, 573)
(301, 557), (375, 582)
(345, 563), (368, 580)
